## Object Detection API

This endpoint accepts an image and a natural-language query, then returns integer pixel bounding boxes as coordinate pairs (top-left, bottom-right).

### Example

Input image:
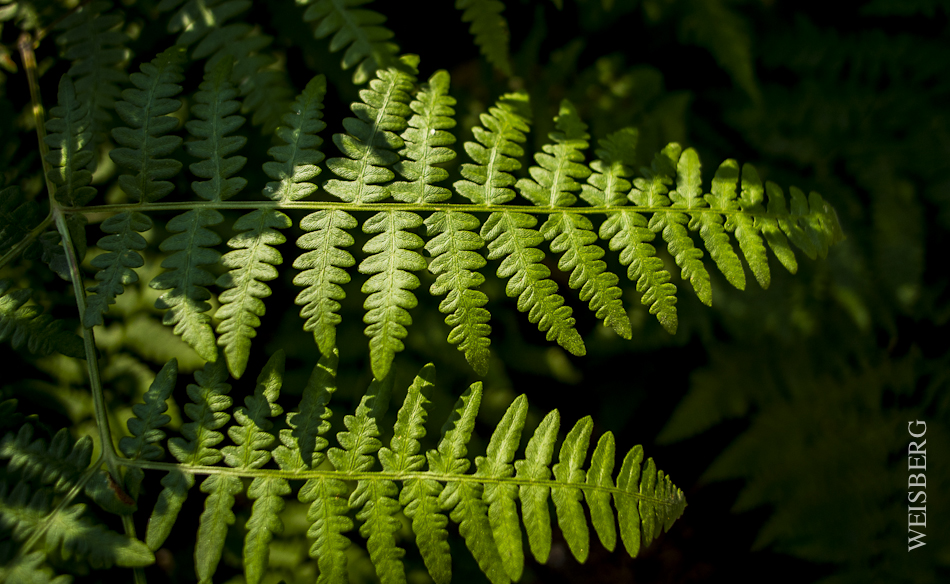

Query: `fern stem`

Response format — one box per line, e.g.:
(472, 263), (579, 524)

(114, 458), (675, 505)
(19, 23), (120, 485)
(67, 200), (787, 217)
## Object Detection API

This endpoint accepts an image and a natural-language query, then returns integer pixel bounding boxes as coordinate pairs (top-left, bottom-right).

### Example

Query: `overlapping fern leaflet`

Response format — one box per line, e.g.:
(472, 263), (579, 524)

(315, 55), (425, 380)
(149, 57), (247, 364)
(86, 45), (186, 327)
(106, 353), (685, 584)
(456, 93), (586, 358)
(217, 74), (328, 379)
(523, 99), (632, 339)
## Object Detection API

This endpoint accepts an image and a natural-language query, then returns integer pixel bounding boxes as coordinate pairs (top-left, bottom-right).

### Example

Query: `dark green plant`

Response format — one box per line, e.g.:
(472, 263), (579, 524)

(0, 1), (849, 583)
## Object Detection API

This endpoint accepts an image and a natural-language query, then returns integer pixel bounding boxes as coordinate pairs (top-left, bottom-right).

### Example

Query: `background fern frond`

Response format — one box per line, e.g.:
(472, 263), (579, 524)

(54, 0), (130, 140)
(300, 0), (400, 84)
(0, 279), (84, 358)
(455, 0), (512, 76)
(0, 422), (153, 574)
(158, 0), (295, 131)
(0, 186), (43, 261)
(43, 76), (96, 208)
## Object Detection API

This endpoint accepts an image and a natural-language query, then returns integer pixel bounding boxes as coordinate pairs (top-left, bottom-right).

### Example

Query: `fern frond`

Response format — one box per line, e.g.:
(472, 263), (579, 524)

(425, 210), (491, 375)
(0, 279), (84, 358)
(90, 46), (186, 325)
(54, 0), (130, 139)
(273, 349), (339, 472)
(0, 424), (153, 573)
(0, 481), (153, 569)
(391, 70), (457, 205)
(159, 0), (295, 131)
(383, 365), (451, 583)
(121, 356), (685, 584)
(321, 58), (421, 379)
(455, 0), (512, 75)
(361, 210), (426, 380)
(325, 58), (415, 205)
(632, 143), (713, 305)
(151, 58), (247, 362)
(119, 358), (177, 463)
(0, 425), (92, 493)
(551, 416), (593, 562)
(476, 394), (528, 581)
(300, 0), (400, 84)
(398, 71), (491, 374)
(0, 186), (42, 260)
(514, 409), (558, 563)
(454, 92), (531, 207)
(528, 100), (631, 338)
(108, 45), (186, 204)
(706, 158), (764, 287)
(677, 150), (747, 291)
(43, 76), (96, 207)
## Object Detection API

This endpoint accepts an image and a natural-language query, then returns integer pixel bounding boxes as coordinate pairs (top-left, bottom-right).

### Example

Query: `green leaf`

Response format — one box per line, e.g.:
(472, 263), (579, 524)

(585, 432), (617, 551)
(455, 0), (512, 75)
(43, 75), (97, 207)
(119, 358), (178, 461)
(551, 416), (592, 562)
(109, 45), (186, 203)
(149, 208), (223, 362)
(514, 410), (559, 563)
(294, 209), (358, 356)
(325, 60), (415, 205)
(482, 210), (585, 356)
(0, 280), (84, 358)
(391, 70), (457, 205)
(360, 210), (427, 380)
(84, 211), (152, 327)
(195, 473), (244, 584)
(301, 0), (400, 84)
(677, 149), (746, 291)
(454, 92), (531, 206)
(475, 394), (528, 581)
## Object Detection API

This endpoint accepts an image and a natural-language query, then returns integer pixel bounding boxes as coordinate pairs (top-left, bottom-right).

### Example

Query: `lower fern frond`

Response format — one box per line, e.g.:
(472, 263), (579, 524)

(94, 350), (686, 584)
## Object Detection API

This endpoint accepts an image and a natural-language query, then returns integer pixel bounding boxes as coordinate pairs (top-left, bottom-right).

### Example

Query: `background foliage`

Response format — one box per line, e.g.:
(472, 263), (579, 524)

(1, 0), (948, 583)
